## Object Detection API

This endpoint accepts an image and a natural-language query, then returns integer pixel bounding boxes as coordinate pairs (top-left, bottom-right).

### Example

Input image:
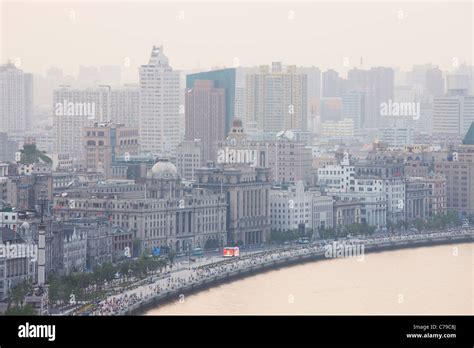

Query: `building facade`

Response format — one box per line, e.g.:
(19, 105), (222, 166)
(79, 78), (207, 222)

(53, 159), (228, 253)
(195, 163), (272, 246)
(0, 63), (33, 133)
(246, 63), (307, 133)
(84, 122), (139, 178)
(139, 46), (181, 155)
(185, 80), (226, 162)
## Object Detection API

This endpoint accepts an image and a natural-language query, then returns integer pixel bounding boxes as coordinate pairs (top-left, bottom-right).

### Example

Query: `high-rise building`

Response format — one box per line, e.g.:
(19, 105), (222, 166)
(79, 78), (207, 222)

(446, 74), (470, 96)
(434, 123), (474, 217)
(110, 86), (139, 127)
(234, 86), (246, 121)
(186, 68), (236, 135)
(139, 45), (181, 155)
(320, 97), (342, 122)
(53, 86), (139, 160)
(408, 63), (436, 89)
(347, 67), (394, 129)
(0, 133), (18, 162)
(432, 96), (474, 135)
(246, 63), (307, 133)
(0, 63), (33, 133)
(426, 67), (444, 97)
(341, 91), (365, 131)
(367, 67), (395, 129)
(322, 69), (342, 98)
(83, 122), (139, 178)
(298, 66), (321, 119)
(53, 87), (110, 159)
(185, 80), (226, 162)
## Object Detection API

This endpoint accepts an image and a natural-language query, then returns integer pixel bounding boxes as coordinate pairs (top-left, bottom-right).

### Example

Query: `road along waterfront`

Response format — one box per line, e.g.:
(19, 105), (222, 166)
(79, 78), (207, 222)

(70, 229), (473, 315)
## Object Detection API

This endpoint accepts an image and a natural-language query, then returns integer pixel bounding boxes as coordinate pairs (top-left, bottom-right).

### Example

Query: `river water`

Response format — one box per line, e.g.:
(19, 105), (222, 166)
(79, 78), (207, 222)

(146, 243), (473, 315)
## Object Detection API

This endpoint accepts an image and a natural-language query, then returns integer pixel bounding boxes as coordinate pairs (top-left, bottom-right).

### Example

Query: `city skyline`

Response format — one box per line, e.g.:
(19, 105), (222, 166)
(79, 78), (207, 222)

(1, 1), (472, 81)
(0, 0), (473, 329)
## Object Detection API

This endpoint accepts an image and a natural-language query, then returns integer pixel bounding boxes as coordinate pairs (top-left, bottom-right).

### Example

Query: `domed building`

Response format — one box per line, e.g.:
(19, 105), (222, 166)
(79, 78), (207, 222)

(146, 158), (181, 199)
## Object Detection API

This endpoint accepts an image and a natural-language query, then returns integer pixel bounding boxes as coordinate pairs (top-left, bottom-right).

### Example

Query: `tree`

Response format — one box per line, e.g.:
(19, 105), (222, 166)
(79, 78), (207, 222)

(9, 279), (33, 307)
(468, 214), (474, 224)
(167, 250), (176, 267)
(386, 220), (396, 234)
(19, 144), (52, 165)
(47, 275), (61, 304)
(5, 304), (37, 315)
(319, 227), (336, 240)
(119, 261), (132, 278)
(204, 238), (219, 249)
(100, 262), (116, 282)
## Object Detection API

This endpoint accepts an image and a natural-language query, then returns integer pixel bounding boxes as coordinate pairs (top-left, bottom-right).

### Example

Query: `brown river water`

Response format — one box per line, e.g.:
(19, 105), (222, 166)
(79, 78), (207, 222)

(146, 243), (473, 315)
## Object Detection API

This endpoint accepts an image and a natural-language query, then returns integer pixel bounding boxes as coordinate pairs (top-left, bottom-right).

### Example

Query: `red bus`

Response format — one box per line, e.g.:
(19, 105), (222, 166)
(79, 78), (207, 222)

(223, 247), (240, 257)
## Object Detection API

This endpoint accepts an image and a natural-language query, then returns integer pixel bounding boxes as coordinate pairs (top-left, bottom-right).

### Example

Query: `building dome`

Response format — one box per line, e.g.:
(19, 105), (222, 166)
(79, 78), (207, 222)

(149, 159), (179, 180)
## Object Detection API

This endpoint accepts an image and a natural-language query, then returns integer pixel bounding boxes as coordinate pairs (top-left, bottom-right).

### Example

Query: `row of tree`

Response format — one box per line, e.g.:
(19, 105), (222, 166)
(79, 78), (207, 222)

(4, 279), (37, 315)
(48, 254), (172, 305)
(387, 212), (463, 233)
(269, 228), (314, 244)
(319, 223), (376, 240)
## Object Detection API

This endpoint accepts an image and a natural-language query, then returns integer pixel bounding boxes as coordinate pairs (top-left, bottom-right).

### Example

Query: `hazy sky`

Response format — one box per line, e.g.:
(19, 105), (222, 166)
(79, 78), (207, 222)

(1, 1), (472, 82)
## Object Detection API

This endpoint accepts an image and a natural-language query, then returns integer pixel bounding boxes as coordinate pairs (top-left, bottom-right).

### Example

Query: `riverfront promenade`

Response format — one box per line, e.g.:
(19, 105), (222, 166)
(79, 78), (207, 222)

(70, 229), (473, 316)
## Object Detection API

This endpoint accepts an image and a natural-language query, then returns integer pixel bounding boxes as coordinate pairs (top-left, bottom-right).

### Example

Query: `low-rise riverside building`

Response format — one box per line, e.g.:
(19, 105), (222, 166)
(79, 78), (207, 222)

(53, 159), (227, 254)
(195, 162), (272, 246)
(270, 181), (333, 233)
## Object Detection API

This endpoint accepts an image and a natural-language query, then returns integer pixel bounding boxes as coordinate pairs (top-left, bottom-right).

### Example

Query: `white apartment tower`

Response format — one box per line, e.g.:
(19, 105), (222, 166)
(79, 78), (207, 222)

(139, 46), (181, 155)
(246, 63), (307, 133)
(53, 87), (108, 159)
(0, 63), (33, 133)
(53, 86), (140, 160)
(433, 96), (474, 135)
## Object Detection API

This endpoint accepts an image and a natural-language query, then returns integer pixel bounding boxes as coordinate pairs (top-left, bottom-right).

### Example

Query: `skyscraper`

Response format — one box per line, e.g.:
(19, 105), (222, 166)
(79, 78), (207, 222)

(186, 68), (236, 135)
(322, 69), (342, 98)
(342, 91), (365, 131)
(0, 63), (33, 133)
(53, 85), (140, 161)
(435, 123), (474, 217)
(446, 74), (470, 96)
(432, 96), (474, 135)
(298, 66), (321, 109)
(110, 86), (139, 127)
(347, 67), (394, 129)
(246, 63), (307, 133)
(139, 45), (181, 155)
(426, 67), (444, 97)
(185, 80), (226, 162)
